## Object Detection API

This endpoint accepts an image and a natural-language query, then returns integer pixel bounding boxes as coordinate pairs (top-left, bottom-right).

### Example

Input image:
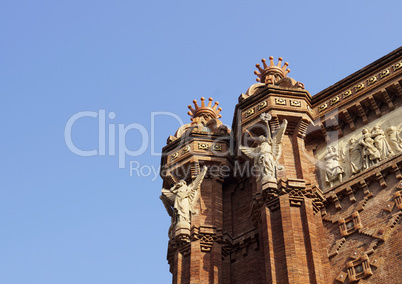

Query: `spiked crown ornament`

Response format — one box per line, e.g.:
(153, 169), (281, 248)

(254, 56), (290, 84)
(188, 97), (222, 122)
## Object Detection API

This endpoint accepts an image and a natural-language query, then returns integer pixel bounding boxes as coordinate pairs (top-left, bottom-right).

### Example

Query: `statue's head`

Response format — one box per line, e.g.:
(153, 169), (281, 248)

(362, 128), (369, 134)
(349, 138), (357, 144)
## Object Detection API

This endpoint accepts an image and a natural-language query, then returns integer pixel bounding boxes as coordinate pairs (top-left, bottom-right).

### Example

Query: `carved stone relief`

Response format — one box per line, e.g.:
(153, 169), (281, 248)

(324, 146), (344, 187)
(317, 109), (402, 190)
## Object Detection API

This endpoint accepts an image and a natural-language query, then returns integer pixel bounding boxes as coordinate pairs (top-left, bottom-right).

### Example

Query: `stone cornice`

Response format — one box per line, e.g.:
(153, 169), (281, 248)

(312, 60), (402, 118)
(160, 132), (233, 176)
(250, 178), (326, 226)
(231, 85), (313, 136)
(312, 46), (402, 104)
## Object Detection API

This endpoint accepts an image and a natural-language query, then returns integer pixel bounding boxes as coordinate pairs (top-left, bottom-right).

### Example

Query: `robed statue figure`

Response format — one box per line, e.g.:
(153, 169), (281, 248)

(160, 166), (207, 238)
(239, 113), (288, 183)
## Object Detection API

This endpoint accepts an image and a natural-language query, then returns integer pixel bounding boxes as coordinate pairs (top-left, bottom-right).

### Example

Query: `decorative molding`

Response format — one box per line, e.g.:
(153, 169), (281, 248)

(188, 227), (221, 254)
(212, 144), (222, 151)
(171, 152), (179, 160)
(380, 68), (390, 78)
(314, 58), (402, 115)
(198, 142), (209, 150)
(290, 99), (301, 107)
(245, 107), (255, 118)
(319, 103), (328, 112)
(346, 254), (373, 282)
(343, 89), (352, 98)
(393, 61), (402, 71)
(251, 179), (325, 226)
(354, 82), (365, 92)
(331, 96), (340, 105)
(275, 97), (286, 105)
(394, 190), (402, 210)
(367, 76), (377, 86)
(258, 100), (267, 110)
(339, 211), (362, 237)
(182, 145), (191, 154)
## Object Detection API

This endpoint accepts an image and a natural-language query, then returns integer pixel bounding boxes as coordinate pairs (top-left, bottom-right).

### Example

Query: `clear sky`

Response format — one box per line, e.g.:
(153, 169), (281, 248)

(1, 1), (401, 283)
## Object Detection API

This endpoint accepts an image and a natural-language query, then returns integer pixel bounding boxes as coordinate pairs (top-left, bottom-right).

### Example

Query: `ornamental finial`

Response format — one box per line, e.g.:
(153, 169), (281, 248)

(187, 97), (222, 122)
(254, 56), (290, 84)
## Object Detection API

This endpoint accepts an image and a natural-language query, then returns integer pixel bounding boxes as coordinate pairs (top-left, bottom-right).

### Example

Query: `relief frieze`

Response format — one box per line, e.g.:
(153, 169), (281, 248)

(316, 109), (402, 190)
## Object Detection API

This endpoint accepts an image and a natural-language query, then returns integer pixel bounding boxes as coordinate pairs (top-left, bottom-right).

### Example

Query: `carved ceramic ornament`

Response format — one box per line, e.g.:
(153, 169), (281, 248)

(316, 109), (402, 190)
(239, 57), (305, 101)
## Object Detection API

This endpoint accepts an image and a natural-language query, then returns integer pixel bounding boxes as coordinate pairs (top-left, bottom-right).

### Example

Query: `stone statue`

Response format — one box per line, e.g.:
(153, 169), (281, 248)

(360, 128), (380, 169)
(371, 124), (393, 160)
(385, 126), (402, 154)
(239, 113), (288, 183)
(342, 138), (363, 176)
(160, 166), (207, 238)
(324, 146), (344, 187)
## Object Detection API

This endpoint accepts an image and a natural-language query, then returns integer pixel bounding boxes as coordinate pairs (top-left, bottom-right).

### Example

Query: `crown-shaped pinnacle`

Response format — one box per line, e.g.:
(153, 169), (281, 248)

(269, 56), (275, 67)
(277, 57), (283, 67)
(187, 97), (222, 121)
(193, 99), (199, 109)
(254, 70), (262, 82)
(254, 56), (291, 82)
(261, 58), (268, 69)
(207, 97), (213, 108)
(215, 106), (222, 118)
(200, 97), (206, 108)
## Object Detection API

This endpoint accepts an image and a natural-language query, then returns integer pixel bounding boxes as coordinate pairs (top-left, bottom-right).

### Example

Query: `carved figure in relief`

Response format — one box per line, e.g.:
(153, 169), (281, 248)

(385, 126), (402, 154)
(239, 113), (288, 183)
(342, 138), (363, 176)
(360, 128), (380, 169)
(324, 123), (402, 188)
(324, 146), (344, 187)
(160, 166), (207, 238)
(371, 124), (394, 160)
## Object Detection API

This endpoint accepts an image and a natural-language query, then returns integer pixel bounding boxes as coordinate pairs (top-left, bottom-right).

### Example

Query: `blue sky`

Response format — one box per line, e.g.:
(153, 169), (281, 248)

(0, 1), (401, 283)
